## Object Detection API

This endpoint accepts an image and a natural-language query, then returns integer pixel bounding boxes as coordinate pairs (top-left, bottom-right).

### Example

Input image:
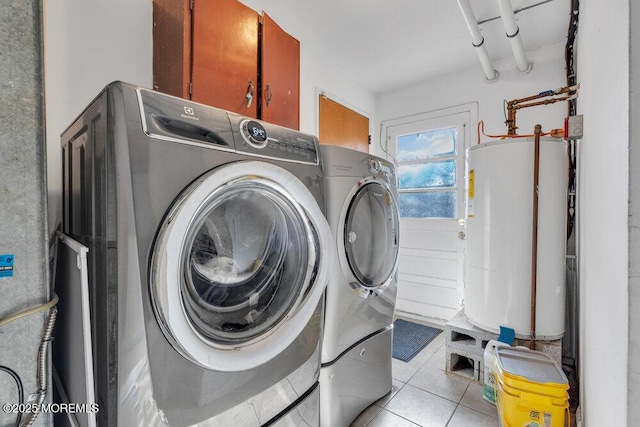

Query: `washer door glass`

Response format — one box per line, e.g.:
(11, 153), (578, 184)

(182, 182), (312, 344)
(344, 182), (399, 288)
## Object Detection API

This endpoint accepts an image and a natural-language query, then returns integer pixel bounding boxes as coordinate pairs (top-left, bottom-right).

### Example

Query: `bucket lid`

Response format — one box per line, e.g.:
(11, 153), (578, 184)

(495, 347), (568, 385)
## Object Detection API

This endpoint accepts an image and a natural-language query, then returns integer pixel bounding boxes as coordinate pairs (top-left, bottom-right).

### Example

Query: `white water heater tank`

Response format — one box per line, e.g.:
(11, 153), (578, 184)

(465, 137), (567, 340)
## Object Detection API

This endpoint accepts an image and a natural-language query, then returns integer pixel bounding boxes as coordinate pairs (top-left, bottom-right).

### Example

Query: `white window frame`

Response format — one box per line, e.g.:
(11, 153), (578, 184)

(395, 126), (459, 219)
(382, 102), (478, 221)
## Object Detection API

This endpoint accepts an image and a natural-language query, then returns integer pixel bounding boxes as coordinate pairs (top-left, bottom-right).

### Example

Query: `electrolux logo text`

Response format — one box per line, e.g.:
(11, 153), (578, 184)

(181, 106), (200, 121)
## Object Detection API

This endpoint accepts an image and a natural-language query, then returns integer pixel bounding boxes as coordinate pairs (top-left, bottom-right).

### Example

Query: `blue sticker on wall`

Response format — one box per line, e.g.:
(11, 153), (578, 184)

(0, 254), (15, 278)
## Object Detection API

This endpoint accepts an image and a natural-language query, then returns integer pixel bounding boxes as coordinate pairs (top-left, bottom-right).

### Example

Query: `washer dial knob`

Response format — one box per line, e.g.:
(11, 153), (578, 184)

(368, 158), (382, 174)
(241, 120), (269, 148)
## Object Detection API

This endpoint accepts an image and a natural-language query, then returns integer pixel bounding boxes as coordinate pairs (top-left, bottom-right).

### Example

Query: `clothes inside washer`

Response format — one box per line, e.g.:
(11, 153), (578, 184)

(183, 185), (310, 343)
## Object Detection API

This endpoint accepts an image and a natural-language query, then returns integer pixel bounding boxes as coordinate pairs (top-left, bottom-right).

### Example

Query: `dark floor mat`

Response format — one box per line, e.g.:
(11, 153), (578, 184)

(392, 319), (442, 362)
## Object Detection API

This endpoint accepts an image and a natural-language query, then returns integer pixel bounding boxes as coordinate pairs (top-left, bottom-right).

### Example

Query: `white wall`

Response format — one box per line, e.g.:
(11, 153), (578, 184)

(629, 1), (640, 422)
(375, 42), (567, 159)
(44, 0), (153, 232)
(576, 1), (630, 426)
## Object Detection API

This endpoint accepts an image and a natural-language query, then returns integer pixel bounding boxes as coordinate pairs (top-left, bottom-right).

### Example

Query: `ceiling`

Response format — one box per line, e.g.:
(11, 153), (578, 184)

(282, 0), (571, 94)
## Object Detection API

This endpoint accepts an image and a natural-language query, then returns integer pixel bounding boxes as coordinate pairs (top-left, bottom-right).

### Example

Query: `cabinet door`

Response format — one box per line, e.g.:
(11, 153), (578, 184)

(153, 0), (191, 98)
(260, 13), (300, 130)
(191, 0), (259, 117)
(319, 95), (370, 153)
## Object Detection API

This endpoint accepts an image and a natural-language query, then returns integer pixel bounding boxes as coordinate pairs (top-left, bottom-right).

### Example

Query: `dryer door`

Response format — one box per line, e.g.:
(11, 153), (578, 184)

(341, 179), (400, 296)
(150, 161), (332, 371)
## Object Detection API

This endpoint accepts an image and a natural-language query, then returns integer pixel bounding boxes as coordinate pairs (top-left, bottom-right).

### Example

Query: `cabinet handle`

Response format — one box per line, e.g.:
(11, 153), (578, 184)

(246, 80), (254, 108)
(265, 84), (273, 107)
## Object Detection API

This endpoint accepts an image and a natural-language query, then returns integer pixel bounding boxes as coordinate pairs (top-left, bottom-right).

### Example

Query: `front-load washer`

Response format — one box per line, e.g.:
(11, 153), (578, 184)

(318, 146), (400, 426)
(60, 82), (333, 426)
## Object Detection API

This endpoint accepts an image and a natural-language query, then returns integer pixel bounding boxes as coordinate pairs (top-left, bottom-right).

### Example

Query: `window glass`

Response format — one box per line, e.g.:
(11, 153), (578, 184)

(396, 125), (458, 218)
(398, 160), (456, 189)
(396, 127), (456, 161)
(398, 192), (456, 219)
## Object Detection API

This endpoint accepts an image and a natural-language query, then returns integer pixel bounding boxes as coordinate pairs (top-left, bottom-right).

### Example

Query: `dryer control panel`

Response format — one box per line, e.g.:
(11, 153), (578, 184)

(231, 113), (319, 165)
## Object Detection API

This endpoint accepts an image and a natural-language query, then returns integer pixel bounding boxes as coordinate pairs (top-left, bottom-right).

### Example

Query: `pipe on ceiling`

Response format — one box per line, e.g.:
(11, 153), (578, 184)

(456, 0), (499, 82)
(497, 0), (533, 73)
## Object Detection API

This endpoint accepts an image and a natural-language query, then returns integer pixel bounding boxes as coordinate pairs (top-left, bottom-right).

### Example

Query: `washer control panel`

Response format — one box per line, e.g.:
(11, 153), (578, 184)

(137, 88), (319, 165)
(232, 114), (319, 165)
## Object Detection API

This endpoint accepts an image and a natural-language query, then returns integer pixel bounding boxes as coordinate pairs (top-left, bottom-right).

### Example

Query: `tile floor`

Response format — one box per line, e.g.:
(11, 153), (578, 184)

(350, 325), (499, 427)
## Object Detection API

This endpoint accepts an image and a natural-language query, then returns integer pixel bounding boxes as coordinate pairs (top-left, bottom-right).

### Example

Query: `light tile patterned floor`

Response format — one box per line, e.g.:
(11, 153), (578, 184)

(350, 322), (499, 427)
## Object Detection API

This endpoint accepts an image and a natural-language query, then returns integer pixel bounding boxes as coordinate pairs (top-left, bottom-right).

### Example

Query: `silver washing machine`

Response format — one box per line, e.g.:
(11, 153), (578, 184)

(60, 82), (334, 426)
(318, 146), (400, 427)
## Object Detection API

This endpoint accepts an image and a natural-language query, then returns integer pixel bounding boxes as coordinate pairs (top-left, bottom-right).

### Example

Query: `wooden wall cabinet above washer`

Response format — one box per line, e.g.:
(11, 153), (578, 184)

(153, 0), (300, 130)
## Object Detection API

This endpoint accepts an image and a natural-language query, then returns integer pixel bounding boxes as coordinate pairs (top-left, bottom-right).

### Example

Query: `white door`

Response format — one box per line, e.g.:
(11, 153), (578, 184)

(384, 104), (475, 321)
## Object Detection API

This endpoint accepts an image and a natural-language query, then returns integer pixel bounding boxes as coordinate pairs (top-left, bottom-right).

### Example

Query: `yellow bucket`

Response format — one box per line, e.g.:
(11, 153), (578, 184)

(495, 347), (569, 427)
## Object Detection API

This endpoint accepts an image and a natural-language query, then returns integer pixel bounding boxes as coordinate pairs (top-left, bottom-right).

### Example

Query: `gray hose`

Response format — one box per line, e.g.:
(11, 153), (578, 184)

(20, 306), (57, 427)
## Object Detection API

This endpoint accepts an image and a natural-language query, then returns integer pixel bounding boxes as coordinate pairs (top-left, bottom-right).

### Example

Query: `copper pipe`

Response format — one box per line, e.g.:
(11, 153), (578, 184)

(477, 120), (564, 143)
(506, 95), (574, 135)
(530, 124), (542, 350)
(514, 96), (573, 110)
(511, 86), (573, 105)
(504, 85), (579, 135)
(507, 102), (517, 135)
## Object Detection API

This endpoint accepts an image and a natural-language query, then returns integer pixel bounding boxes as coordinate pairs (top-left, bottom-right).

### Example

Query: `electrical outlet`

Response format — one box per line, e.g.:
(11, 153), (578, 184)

(566, 114), (584, 140)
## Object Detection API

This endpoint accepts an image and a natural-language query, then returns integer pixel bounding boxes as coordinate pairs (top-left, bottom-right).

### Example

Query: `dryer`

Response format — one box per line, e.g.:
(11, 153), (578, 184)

(318, 146), (400, 427)
(60, 82), (333, 426)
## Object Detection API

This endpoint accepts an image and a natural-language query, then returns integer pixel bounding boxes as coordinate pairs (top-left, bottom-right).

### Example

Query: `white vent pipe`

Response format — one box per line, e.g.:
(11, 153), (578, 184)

(457, 0), (499, 82)
(497, 0), (533, 73)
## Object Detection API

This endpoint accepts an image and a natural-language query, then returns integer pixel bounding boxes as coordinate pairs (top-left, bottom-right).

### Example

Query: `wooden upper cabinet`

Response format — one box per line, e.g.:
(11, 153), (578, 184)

(192, 0), (259, 118)
(152, 0), (191, 98)
(153, 0), (300, 129)
(260, 13), (300, 130)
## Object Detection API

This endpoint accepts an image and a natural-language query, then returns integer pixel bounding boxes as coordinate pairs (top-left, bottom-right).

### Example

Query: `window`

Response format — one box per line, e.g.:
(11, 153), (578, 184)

(396, 127), (458, 218)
